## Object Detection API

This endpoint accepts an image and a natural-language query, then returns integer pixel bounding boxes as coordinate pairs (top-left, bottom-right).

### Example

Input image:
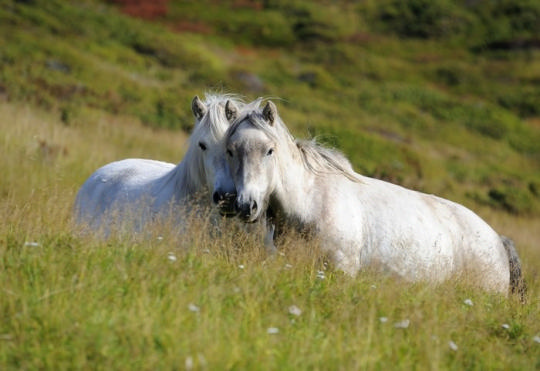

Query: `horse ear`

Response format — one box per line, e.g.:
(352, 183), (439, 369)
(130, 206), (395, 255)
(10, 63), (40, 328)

(225, 100), (238, 122)
(191, 96), (207, 120)
(262, 101), (277, 125)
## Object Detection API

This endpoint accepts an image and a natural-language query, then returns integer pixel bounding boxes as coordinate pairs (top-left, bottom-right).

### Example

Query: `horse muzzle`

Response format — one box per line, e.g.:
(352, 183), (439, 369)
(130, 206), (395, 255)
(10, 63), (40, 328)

(235, 199), (259, 223)
(213, 191), (237, 218)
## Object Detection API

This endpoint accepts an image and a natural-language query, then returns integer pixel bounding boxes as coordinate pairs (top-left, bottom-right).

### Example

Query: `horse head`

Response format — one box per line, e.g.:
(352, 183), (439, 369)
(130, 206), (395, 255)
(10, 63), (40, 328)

(225, 101), (281, 222)
(190, 95), (240, 216)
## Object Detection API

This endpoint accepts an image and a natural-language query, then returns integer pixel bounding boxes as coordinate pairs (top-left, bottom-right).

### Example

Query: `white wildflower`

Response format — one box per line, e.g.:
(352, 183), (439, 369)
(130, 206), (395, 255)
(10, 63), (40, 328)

(188, 303), (200, 313)
(379, 317), (388, 323)
(167, 252), (177, 262)
(501, 323), (510, 330)
(156, 236), (163, 241)
(267, 327), (279, 334)
(288, 305), (302, 317)
(449, 340), (458, 351)
(464, 299), (473, 306)
(394, 319), (410, 329)
(316, 270), (325, 280)
(238, 264), (245, 269)
(284, 263), (293, 270)
(533, 335), (540, 344)
(371, 284), (377, 289)
(185, 356), (193, 371)
(24, 242), (39, 247)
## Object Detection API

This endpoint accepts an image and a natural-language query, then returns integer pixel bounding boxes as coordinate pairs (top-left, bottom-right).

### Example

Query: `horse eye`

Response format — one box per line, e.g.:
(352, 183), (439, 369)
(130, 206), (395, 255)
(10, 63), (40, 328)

(266, 148), (274, 156)
(199, 142), (207, 151)
(226, 149), (233, 157)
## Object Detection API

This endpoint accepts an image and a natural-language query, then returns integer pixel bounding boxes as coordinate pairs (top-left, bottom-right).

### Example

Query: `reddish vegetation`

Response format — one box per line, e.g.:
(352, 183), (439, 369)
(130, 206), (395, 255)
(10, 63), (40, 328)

(172, 20), (213, 34)
(107, 0), (169, 19)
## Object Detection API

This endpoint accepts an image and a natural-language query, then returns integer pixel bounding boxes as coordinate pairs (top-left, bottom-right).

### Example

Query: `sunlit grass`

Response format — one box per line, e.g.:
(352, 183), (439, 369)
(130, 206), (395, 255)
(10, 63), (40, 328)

(1, 102), (539, 370)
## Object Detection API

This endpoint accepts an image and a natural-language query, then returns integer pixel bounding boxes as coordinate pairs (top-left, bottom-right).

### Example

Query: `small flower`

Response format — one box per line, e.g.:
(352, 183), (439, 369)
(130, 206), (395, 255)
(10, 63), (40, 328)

(316, 270), (326, 280)
(394, 319), (410, 329)
(370, 284), (377, 289)
(448, 340), (458, 351)
(463, 299), (473, 306)
(167, 252), (177, 262)
(238, 264), (245, 269)
(267, 327), (279, 334)
(501, 323), (510, 330)
(284, 263), (293, 270)
(185, 356), (194, 371)
(533, 335), (540, 344)
(188, 303), (200, 313)
(379, 317), (388, 323)
(156, 236), (164, 241)
(288, 305), (302, 316)
(24, 242), (39, 247)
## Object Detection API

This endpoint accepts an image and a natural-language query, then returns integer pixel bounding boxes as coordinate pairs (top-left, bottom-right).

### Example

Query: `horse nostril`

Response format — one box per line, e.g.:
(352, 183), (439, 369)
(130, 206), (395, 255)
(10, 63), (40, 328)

(212, 191), (221, 204)
(251, 200), (257, 213)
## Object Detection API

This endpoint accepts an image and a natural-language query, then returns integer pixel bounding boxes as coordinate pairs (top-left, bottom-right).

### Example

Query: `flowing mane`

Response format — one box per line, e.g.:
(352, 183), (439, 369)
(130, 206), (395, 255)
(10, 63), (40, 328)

(295, 139), (361, 182)
(228, 103), (361, 183)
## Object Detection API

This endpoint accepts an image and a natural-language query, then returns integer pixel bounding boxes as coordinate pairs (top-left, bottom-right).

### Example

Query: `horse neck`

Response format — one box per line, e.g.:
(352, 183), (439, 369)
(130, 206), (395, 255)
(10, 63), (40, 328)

(164, 153), (207, 201)
(273, 142), (321, 224)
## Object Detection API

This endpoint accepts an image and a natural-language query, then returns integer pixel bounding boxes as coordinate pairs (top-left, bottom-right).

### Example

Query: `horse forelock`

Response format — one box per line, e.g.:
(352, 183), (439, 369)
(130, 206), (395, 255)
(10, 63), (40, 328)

(193, 93), (244, 143)
(226, 100), (291, 145)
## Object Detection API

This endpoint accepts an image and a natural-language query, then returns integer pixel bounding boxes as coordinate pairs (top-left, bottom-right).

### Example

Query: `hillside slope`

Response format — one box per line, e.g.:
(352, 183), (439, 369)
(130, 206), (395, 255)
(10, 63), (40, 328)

(1, 0), (539, 216)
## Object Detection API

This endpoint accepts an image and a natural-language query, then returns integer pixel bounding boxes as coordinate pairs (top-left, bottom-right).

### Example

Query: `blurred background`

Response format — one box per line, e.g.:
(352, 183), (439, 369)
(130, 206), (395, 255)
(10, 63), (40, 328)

(1, 0), (539, 216)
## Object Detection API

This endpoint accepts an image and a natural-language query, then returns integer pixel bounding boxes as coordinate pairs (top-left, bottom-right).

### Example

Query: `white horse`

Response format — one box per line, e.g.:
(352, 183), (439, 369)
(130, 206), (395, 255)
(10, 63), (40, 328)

(223, 100), (525, 295)
(74, 94), (242, 233)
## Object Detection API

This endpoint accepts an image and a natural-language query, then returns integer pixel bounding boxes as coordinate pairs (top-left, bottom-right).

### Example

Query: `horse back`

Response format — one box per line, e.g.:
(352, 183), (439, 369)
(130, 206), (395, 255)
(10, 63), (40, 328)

(74, 159), (176, 229)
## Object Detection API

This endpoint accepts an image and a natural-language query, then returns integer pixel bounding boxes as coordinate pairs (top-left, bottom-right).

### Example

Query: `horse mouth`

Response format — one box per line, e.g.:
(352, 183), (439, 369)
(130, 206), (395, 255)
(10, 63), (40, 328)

(238, 214), (259, 223)
(238, 207), (264, 223)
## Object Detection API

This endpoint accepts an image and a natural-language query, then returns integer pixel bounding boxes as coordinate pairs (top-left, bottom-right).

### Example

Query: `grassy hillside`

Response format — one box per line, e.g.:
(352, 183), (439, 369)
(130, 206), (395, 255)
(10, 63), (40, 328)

(1, 1), (540, 369)
(2, 0), (540, 215)
(0, 101), (539, 370)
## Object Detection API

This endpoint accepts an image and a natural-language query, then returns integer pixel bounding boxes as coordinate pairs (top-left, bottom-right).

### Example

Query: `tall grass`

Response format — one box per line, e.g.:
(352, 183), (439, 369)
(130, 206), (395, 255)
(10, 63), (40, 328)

(1, 103), (539, 370)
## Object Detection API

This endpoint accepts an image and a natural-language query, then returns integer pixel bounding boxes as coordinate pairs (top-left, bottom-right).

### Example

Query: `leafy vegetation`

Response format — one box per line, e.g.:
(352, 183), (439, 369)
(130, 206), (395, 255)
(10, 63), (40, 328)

(0, 1), (539, 368)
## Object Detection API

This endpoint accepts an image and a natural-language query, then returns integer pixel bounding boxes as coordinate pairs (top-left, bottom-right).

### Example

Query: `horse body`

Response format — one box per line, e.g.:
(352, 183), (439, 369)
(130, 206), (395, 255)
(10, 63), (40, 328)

(302, 174), (508, 291)
(75, 159), (182, 230)
(74, 94), (241, 233)
(225, 101), (512, 294)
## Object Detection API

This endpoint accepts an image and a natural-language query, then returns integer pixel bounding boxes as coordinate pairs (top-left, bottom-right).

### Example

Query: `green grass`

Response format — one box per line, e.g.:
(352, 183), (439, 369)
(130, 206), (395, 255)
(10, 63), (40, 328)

(1, 100), (539, 370)
(2, 232), (538, 370)
(1, 0), (540, 368)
